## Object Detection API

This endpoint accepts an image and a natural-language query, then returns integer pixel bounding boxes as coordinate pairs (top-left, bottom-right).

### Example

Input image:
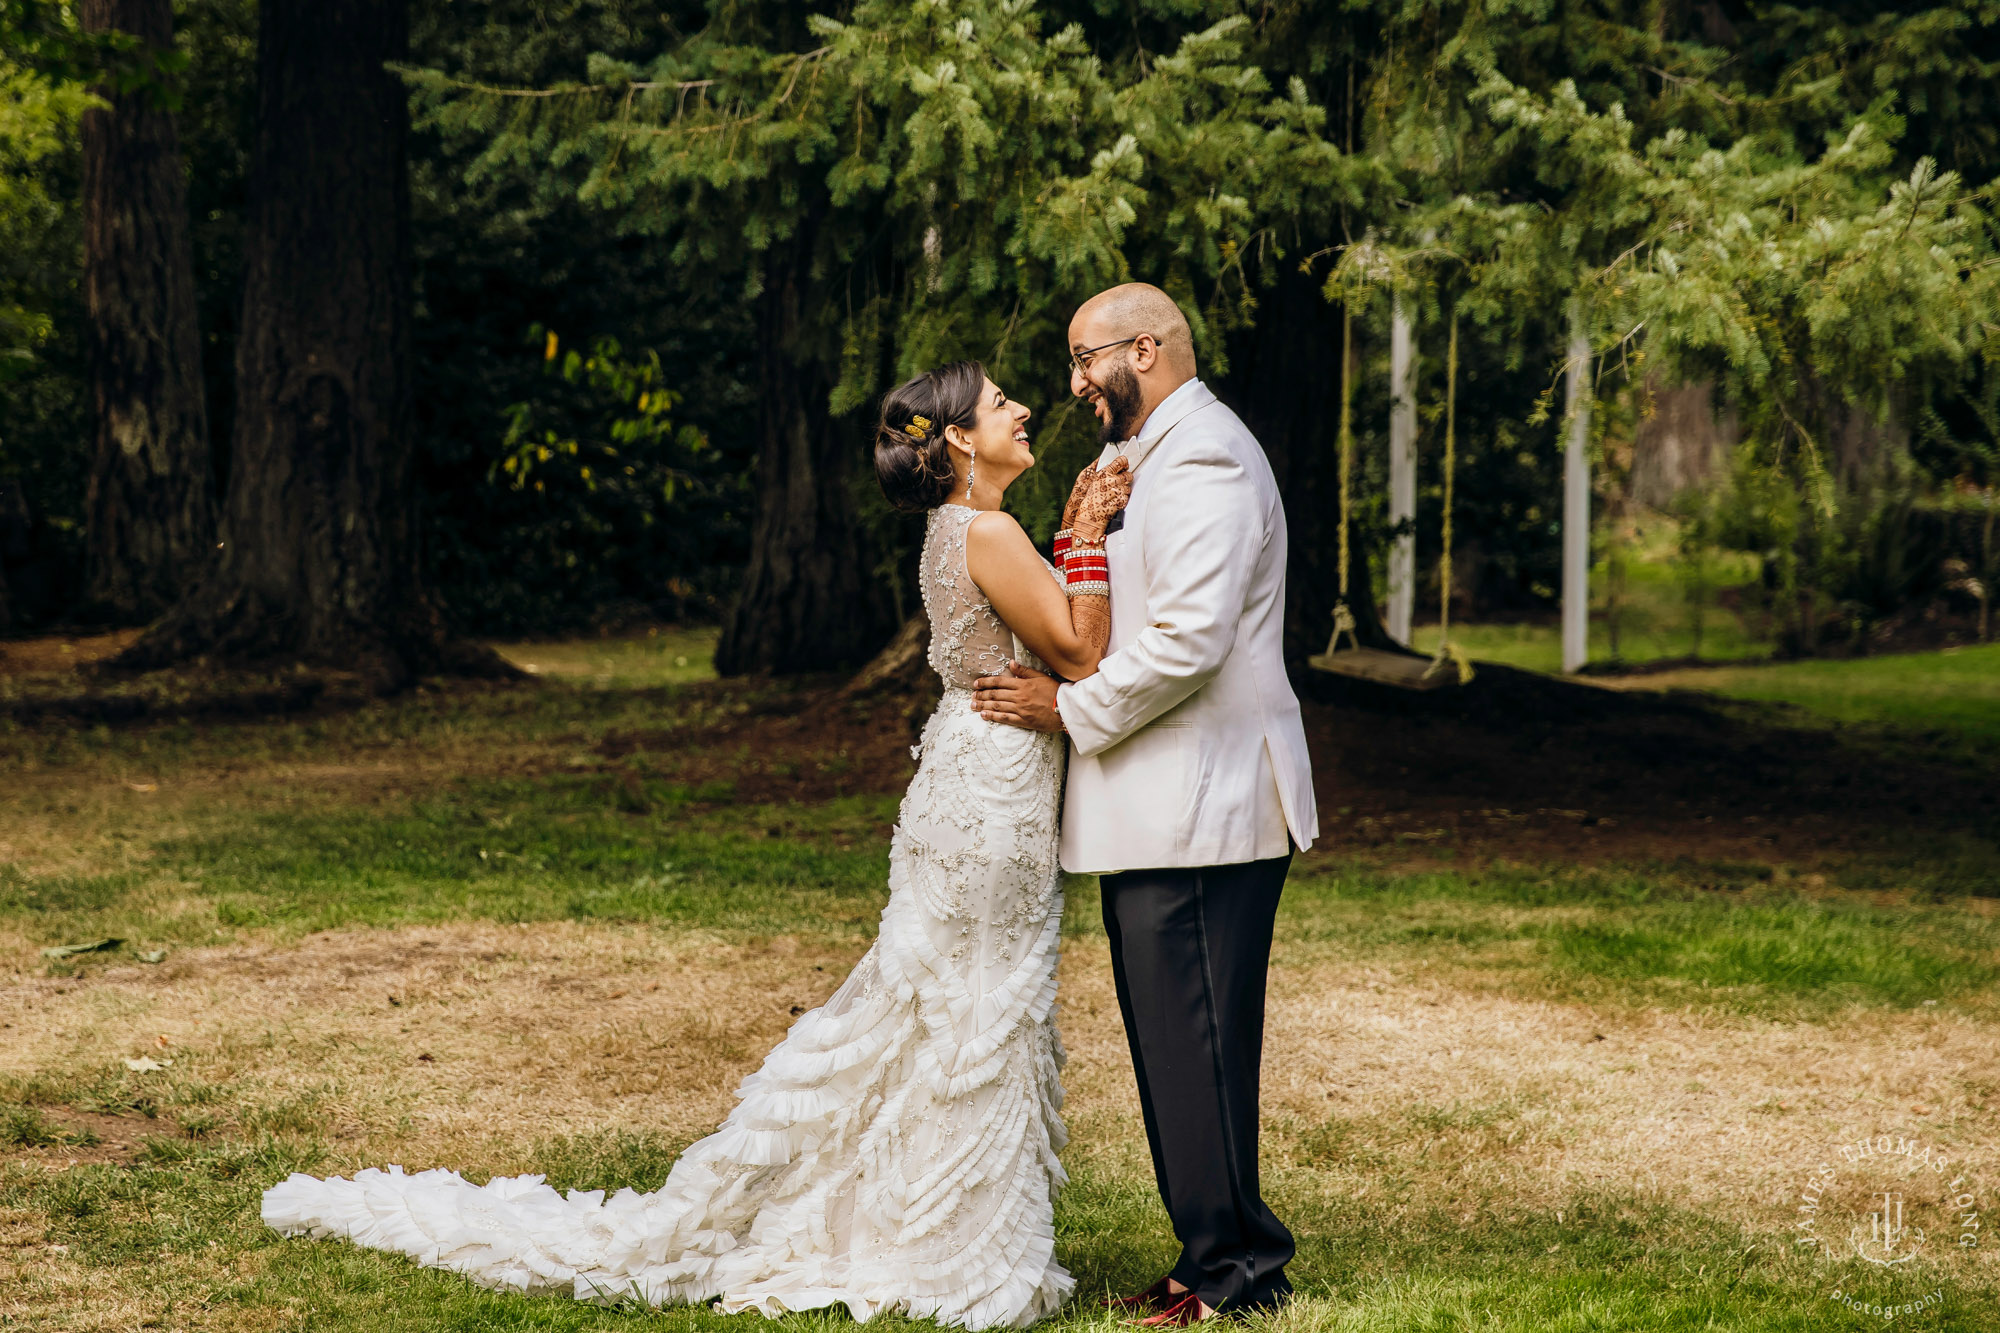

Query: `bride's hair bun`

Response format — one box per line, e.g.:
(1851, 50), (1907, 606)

(874, 360), (985, 512)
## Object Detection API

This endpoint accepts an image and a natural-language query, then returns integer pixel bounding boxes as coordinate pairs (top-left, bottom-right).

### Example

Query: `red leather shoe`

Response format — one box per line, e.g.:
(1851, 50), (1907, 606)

(1129, 1292), (1220, 1327)
(1103, 1277), (1179, 1313)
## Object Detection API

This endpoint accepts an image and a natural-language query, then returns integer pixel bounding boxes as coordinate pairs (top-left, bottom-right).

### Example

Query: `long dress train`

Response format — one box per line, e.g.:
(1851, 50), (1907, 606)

(262, 502), (1074, 1329)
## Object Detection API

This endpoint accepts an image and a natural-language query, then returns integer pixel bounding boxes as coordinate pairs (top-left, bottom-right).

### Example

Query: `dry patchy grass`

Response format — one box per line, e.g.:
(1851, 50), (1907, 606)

(8, 917), (1996, 1244)
(1, 909), (1995, 1328)
(0, 922), (861, 1170)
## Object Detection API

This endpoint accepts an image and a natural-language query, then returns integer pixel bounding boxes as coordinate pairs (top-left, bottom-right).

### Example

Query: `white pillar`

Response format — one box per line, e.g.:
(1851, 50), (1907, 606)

(1562, 299), (1592, 675)
(1387, 292), (1416, 646)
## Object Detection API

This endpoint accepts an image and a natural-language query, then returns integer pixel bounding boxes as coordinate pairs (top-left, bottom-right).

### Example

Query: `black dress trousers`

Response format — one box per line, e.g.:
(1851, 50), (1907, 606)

(1098, 853), (1294, 1311)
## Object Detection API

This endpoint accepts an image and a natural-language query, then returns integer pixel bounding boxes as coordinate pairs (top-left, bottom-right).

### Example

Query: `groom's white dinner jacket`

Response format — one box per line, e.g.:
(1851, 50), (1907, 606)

(1053, 378), (1319, 874)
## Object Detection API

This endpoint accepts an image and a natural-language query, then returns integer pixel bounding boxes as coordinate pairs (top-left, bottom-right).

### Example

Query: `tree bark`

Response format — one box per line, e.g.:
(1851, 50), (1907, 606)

(0, 482), (31, 637)
(117, 0), (505, 686)
(79, 0), (215, 621)
(1629, 373), (1736, 509)
(712, 245), (895, 676)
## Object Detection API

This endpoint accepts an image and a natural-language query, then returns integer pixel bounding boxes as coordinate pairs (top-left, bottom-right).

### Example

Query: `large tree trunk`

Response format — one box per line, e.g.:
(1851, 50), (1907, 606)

(712, 246), (895, 676)
(117, 0), (504, 687)
(1629, 374), (1736, 510)
(0, 482), (31, 637)
(79, 0), (215, 621)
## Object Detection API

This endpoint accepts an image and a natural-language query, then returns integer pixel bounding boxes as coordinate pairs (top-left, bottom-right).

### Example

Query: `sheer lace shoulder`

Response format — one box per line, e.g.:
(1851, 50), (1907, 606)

(922, 504), (1057, 688)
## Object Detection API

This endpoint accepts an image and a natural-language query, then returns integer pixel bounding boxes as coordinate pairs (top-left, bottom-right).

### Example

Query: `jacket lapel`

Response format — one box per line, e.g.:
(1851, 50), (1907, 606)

(1124, 381), (1217, 474)
(1090, 381), (1220, 538)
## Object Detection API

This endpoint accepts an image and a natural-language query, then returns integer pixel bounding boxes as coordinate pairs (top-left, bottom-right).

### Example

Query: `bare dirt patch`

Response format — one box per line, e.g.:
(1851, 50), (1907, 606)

(0, 1107), (175, 1166)
(593, 679), (924, 806)
(0, 631), (139, 677)
(594, 664), (2000, 870)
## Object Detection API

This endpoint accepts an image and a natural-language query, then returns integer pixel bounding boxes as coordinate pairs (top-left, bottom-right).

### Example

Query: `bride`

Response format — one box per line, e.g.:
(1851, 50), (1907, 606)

(262, 359), (1132, 1330)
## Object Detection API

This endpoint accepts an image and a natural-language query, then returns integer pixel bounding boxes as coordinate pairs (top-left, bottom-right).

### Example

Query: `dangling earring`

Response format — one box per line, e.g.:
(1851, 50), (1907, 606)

(965, 447), (977, 497)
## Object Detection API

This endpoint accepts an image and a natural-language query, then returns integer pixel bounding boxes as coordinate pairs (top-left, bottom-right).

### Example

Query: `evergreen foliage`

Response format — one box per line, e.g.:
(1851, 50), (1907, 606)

(0, 0), (1994, 652)
(0, 44), (92, 629)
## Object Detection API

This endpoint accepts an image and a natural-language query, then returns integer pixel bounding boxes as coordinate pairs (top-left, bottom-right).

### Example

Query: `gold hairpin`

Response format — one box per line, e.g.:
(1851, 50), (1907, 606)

(904, 423), (926, 440)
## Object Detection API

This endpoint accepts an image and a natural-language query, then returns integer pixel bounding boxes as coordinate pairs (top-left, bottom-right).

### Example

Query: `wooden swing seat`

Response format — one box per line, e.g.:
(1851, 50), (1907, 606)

(1307, 644), (1456, 691)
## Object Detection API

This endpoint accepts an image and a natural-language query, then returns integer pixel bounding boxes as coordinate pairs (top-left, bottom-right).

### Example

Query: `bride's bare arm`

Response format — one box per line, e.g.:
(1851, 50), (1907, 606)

(965, 458), (1130, 681)
(966, 512), (1109, 681)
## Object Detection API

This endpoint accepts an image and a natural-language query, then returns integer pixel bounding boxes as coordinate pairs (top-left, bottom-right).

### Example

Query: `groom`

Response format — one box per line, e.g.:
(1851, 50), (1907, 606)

(973, 283), (1319, 1324)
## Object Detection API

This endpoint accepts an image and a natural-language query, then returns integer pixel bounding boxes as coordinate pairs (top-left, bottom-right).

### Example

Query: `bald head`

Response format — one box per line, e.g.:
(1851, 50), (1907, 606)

(1072, 283), (1196, 377)
(1068, 283), (1197, 443)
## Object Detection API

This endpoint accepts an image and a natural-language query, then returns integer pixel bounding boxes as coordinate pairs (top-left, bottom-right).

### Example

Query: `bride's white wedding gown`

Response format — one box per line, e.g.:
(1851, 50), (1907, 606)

(262, 502), (1074, 1328)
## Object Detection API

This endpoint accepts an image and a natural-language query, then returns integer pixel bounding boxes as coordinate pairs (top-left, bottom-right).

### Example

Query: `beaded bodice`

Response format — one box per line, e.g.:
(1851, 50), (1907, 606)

(921, 504), (1057, 689)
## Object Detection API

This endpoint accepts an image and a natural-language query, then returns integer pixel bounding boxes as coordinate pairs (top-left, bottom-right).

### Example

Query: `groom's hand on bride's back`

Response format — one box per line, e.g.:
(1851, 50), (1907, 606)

(973, 661), (1064, 732)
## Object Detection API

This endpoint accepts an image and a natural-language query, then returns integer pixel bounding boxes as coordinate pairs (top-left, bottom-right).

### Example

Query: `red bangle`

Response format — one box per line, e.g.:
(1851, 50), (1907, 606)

(1062, 545), (1109, 596)
(1065, 547), (1109, 572)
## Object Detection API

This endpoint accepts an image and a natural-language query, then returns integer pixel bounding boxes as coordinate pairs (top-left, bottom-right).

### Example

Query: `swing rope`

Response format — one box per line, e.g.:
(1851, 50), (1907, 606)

(1427, 309), (1475, 685)
(1327, 301), (1359, 654)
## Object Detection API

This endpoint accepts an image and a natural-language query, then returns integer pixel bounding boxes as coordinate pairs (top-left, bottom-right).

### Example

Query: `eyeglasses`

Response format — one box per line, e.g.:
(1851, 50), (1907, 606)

(1069, 336), (1145, 375)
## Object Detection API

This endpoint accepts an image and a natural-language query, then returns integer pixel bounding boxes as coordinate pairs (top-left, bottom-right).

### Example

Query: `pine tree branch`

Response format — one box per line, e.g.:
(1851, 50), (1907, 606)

(391, 65), (717, 98)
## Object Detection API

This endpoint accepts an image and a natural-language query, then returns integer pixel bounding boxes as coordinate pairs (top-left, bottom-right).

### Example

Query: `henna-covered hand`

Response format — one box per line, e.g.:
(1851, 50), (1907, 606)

(1071, 455), (1132, 544)
(1058, 462), (1098, 533)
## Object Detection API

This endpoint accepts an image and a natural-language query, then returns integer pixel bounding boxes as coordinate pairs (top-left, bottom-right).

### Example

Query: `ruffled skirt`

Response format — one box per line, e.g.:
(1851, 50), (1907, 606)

(262, 689), (1072, 1328)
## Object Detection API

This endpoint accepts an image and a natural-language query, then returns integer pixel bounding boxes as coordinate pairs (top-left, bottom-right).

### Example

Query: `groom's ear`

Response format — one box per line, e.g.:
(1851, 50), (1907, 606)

(1132, 334), (1161, 373)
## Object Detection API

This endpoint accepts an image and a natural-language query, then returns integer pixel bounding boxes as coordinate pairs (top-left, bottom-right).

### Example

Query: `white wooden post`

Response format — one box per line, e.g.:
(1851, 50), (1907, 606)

(1387, 292), (1416, 646)
(1562, 299), (1592, 674)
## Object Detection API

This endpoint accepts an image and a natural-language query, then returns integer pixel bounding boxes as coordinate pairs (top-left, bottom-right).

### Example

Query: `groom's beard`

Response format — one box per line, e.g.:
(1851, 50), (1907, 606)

(1094, 361), (1144, 444)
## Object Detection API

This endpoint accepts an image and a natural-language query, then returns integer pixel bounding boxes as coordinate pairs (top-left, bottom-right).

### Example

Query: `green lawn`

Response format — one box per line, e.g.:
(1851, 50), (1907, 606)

(12, 781), (1998, 1020)
(3, 632), (1997, 1331)
(1412, 512), (1777, 672)
(1411, 613), (1776, 674)
(1614, 643), (2000, 753)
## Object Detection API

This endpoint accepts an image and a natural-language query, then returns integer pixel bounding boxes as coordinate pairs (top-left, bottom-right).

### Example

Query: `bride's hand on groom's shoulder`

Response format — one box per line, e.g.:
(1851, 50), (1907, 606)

(972, 661), (1064, 733)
